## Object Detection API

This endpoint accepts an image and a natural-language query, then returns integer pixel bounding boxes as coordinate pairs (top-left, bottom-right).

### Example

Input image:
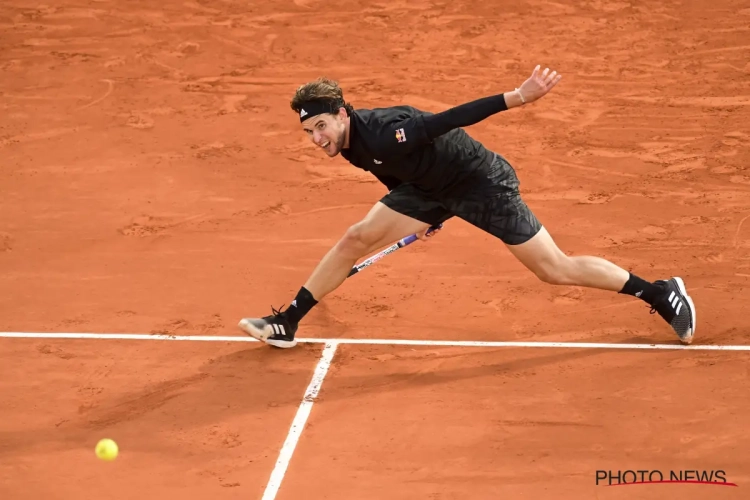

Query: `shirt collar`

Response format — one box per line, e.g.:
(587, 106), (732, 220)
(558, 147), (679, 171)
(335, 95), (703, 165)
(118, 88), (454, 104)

(341, 110), (359, 158)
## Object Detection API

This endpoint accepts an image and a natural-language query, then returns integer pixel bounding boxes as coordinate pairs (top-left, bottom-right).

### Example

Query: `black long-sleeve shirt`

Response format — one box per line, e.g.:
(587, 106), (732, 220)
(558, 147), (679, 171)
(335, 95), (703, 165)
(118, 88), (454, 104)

(423, 94), (508, 139)
(340, 94), (509, 196)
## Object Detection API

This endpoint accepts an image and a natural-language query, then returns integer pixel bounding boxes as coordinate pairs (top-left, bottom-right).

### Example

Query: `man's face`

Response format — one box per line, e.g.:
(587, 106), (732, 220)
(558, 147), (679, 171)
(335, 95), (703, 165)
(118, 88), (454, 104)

(302, 108), (347, 157)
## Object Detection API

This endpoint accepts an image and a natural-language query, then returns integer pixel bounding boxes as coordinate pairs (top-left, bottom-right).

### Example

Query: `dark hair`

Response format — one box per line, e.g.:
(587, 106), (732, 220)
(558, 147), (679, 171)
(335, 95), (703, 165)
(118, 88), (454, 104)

(290, 77), (353, 116)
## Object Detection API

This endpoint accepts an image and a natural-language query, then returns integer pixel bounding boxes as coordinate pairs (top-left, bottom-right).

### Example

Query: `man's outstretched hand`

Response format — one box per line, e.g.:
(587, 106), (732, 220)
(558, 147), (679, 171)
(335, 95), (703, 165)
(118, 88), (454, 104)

(517, 65), (563, 104)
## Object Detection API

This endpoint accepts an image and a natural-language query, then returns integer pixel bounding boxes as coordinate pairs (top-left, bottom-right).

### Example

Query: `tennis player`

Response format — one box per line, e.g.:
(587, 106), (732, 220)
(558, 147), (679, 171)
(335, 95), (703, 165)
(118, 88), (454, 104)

(239, 65), (696, 348)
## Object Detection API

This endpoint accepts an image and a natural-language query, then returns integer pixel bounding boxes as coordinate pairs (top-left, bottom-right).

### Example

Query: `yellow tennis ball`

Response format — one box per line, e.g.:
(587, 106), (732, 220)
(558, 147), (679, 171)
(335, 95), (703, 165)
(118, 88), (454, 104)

(95, 438), (119, 461)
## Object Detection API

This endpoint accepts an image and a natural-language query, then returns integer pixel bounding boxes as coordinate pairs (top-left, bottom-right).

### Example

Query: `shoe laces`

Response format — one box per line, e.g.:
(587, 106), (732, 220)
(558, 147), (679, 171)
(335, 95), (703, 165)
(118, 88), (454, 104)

(271, 305), (287, 317)
(649, 299), (663, 315)
(648, 294), (669, 316)
(649, 281), (670, 314)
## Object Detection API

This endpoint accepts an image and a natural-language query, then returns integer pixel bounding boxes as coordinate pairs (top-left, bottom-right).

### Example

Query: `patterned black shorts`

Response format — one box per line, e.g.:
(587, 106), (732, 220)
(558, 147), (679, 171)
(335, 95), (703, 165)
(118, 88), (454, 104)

(379, 153), (542, 245)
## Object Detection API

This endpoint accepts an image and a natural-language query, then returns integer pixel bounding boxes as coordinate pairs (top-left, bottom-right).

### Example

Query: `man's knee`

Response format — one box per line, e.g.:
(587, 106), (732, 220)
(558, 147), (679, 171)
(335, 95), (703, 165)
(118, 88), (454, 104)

(533, 256), (574, 285)
(336, 220), (385, 258)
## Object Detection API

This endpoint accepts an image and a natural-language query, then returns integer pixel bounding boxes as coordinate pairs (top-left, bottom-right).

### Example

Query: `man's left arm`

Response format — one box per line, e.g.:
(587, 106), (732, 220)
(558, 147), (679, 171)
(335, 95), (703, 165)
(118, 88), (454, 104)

(372, 65), (563, 156)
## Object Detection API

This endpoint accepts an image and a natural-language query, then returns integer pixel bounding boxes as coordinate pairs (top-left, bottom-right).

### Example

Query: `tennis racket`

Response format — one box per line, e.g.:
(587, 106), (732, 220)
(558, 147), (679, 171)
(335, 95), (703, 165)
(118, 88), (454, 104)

(347, 224), (442, 278)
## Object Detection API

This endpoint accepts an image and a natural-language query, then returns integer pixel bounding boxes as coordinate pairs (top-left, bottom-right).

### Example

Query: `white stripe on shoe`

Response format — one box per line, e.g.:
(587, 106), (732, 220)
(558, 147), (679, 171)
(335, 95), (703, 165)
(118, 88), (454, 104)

(667, 290), (683, 315)
(672, 276), (696, 338)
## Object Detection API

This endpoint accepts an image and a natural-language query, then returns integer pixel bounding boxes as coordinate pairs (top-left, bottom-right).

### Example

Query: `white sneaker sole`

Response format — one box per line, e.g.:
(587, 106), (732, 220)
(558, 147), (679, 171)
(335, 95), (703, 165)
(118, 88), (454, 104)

(672, 277), (696, 345)
(238, 319), (298, 348)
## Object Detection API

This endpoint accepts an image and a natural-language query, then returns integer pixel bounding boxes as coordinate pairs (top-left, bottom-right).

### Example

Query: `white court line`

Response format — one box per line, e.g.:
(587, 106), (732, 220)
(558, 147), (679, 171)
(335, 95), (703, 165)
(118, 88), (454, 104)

(262, 342), (338, 500)
(1, 331), (750, 351)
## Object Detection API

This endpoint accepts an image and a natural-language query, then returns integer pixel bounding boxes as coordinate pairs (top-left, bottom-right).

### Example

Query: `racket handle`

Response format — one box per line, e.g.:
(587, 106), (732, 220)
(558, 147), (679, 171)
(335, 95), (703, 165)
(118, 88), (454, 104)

(399, 223), (442, 246)
(347, 223), (443, 278)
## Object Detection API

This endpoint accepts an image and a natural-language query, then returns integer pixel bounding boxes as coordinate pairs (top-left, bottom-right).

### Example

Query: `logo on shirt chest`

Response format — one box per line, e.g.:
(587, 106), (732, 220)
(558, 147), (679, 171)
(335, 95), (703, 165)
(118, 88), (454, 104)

(373, 159), (382, 164)
(395, 128), (406, 143)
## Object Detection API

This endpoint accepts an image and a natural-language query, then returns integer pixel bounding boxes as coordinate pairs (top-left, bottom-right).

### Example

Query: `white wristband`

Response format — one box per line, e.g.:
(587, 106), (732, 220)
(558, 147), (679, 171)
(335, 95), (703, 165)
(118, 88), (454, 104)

(515, 88), (526, 105)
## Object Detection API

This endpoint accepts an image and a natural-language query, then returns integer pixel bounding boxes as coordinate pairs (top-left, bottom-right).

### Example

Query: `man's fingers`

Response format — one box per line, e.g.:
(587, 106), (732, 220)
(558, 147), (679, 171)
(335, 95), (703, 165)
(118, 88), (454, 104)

(548, 74), (563, 89)
(418, 228), (441, 240)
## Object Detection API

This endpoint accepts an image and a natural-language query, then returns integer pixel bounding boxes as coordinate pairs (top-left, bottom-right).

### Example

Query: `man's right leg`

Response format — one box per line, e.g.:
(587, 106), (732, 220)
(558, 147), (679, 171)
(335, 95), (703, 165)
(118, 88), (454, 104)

(302, 201), (432, 301)
(238, 199), (443, 348)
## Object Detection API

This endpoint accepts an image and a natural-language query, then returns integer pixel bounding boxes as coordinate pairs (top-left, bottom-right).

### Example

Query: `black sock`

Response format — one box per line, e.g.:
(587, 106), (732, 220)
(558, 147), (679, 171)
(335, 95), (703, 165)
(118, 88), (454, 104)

(284, 286), (318, 324)
(618, 273), (663, 305)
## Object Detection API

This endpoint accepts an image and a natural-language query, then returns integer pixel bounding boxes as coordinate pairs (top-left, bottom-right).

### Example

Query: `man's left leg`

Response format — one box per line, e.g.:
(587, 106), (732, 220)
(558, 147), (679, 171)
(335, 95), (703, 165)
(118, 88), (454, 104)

(448, 153), (696, 344)
(505, 225), (696, 344)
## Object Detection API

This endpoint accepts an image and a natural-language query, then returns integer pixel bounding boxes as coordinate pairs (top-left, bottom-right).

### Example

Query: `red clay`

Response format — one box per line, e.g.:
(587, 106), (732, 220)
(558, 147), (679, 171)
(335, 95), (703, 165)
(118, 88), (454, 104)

(286, 344), (749, 500)
(1, 0), (749, 498)
(0, 338), (325, 498)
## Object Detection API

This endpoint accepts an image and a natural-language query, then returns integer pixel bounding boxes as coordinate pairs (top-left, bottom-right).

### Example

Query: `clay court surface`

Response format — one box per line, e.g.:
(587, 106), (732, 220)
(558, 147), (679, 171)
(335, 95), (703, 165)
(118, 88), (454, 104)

(1, 0), (749, 498)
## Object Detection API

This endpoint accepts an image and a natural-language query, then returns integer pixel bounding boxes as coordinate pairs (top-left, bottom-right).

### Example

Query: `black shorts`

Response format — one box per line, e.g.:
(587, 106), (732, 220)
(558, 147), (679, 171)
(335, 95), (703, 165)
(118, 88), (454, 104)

(379, 153), (542, 245)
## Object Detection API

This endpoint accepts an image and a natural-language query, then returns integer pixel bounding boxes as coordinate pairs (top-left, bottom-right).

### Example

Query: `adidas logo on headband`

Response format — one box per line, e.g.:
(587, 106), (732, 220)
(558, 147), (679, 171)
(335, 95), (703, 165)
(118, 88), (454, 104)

(298, 100), (340, 122)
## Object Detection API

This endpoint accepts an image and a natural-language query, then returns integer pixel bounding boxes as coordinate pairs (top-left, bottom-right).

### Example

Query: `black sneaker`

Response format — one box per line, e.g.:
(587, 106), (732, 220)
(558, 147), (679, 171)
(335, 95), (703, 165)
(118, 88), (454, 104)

(238, 306), (298, 348)
(649, 277), (696, 344)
